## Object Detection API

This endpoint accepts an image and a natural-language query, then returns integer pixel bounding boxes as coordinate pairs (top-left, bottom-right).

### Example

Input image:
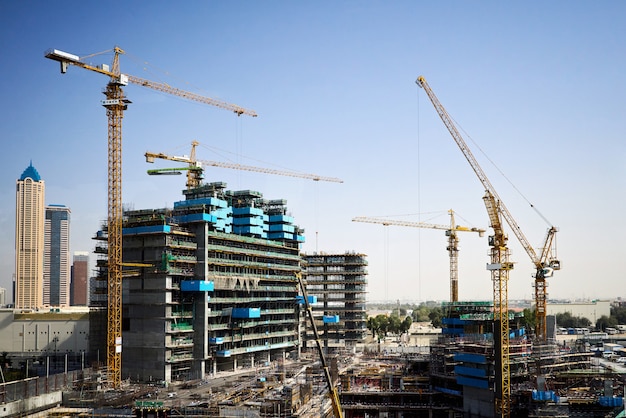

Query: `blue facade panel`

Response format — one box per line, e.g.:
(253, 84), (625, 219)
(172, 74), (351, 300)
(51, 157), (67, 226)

(233, 216), (265, 227)
(455, 365), (487, 378)
(454, 353), (488, 364)
(296, 295), (318, 304)
(181, 280), (214, 292)
(268, 224), (295, 233)
(174, 197), (227, 209)
(269, 214), (294, 224)
(174, 213), (217, 224)
(234, 226), (265, 236)
(216, 350), (231, 357)
(232, 308), (261, 319)
(123, 225), (171, 235)
(209, 337), (224, 344)
(457, 376), (489, 389)
(233, 207), (264, 216)
(323, 315), (340, 323)
(268, 232), (294, 240)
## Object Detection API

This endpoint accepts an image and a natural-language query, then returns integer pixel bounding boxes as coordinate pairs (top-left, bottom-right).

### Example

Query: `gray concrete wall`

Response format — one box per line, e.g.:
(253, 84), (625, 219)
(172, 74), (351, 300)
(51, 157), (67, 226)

(0, 390), (62, 417)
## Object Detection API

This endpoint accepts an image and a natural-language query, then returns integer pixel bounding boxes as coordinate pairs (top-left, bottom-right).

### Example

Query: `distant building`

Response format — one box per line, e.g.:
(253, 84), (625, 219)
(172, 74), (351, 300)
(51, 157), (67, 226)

(15, 162), (45, 309)
(0, 307), (90, 373)
(547, 300), (611, 325)
(44, 205), (71, 306)
(71, 251), (89, 306)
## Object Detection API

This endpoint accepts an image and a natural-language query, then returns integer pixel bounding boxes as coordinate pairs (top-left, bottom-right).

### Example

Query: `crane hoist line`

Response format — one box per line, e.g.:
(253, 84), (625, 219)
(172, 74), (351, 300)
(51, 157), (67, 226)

(45, 46), (257, 389)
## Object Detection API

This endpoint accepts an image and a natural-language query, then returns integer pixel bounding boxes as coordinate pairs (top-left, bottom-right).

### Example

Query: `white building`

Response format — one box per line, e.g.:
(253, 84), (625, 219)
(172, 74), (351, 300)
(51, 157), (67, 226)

(547, 300), (611, 325)
(0, 308), (90, 370)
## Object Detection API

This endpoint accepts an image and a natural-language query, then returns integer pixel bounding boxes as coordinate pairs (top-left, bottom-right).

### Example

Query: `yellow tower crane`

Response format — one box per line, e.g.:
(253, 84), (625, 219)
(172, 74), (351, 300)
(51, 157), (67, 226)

(145, 140), (344, 188)
(416, 75), (560, 417)
(45, 47), (257, 388)
(352, 210), (485, 302)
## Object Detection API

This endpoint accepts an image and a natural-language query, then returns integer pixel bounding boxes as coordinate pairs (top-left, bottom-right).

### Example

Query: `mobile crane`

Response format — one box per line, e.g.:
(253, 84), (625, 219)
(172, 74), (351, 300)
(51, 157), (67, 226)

(296, 272), (343, 418)
(416, 75), (560, 417)
(45, 47), (257, 388)
(352, 210), (485, 302)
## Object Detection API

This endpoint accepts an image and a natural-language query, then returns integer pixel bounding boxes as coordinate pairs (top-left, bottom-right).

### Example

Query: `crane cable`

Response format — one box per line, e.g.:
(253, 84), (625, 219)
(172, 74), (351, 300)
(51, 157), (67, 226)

(452, 116), (554, 228)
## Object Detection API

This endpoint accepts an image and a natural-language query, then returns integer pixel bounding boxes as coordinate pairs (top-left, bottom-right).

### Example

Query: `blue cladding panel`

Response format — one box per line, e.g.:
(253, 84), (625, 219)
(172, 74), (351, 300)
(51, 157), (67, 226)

(268, 224), (295, 233)
(175, 213), (217, 224)
(233, 207), (264, 216)
(216, 350), (231, 357)
(234, 226), (264, 236)
(296, 235), (305, 243)
(209, 337), (224, 344)
(232, 308), (261, 318)
(181, 280), (214, 292)
(233, 216), (265, 226)
(268, 232), (294, 240)
(455, 366), (487, 378)
(123, 225), (171, 235)
(174, 197), (227, 208)
(323, 315), (340, 323)
(296, 295), (318, 304)
(269, 214), (294, 223)
(457, 376), (489, 389)
(454, 353), (488, 364)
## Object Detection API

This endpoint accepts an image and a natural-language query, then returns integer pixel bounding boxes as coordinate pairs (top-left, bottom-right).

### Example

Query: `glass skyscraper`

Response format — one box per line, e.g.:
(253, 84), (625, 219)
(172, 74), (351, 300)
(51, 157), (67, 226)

(44, 205), (71, 306)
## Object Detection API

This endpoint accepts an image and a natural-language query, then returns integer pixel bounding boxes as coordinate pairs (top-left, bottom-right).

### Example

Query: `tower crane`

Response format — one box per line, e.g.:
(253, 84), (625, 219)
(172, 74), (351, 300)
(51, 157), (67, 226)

(352, 210), (485, 302)
(145, 140), (343, 188)
(45, 47), (257, 388)
(416, 75), (560, 417)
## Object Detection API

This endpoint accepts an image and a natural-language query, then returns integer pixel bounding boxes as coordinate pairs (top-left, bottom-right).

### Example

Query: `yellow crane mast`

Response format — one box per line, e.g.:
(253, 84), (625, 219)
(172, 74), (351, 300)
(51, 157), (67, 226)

(352, 210), (485, 302)
(415, 76), (559, 342)
(416, 75), (560, 417)
(45, 47), (257, 388)
(145, 140), (344, 188)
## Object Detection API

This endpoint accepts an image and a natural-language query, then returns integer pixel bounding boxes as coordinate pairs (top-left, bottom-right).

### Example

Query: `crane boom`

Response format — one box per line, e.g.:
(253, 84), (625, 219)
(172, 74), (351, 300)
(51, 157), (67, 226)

(46, 46), (256, 388)
(415, 76), (558, 342)
(352, 212), (484, 302)
(145, 141), (343, 189)
(296, 272), (343, 418)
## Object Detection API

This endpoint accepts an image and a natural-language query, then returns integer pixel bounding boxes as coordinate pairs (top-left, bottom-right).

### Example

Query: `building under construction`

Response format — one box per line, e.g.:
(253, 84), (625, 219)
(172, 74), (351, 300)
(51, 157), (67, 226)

(91, 182), (306, 383)
(302, 252), (369, 354)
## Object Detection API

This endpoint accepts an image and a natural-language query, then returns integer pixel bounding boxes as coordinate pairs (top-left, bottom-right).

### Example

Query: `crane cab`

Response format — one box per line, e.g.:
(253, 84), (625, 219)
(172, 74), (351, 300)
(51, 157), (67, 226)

(549, 259), (561, 270)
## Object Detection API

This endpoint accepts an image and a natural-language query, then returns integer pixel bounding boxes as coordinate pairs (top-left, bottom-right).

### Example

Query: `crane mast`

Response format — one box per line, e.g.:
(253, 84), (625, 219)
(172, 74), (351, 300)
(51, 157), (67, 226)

(415, 76), (559, 342)
(352, 211), (484, 302)
(45, 47), (257, 388)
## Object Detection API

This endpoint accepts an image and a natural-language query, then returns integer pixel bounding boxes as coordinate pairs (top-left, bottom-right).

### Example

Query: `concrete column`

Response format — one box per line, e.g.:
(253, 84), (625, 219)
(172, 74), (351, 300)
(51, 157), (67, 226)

(249, 354), (254, 368)
(233, 357), (237, 371)
(192, 291), (208, 379)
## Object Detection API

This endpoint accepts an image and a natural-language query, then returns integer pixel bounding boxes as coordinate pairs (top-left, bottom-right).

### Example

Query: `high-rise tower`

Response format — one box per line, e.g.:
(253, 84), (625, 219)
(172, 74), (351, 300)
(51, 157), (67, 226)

(44, 205), (71, 306)
(15, 162), (45, 309)
(71, 251), (89, 306)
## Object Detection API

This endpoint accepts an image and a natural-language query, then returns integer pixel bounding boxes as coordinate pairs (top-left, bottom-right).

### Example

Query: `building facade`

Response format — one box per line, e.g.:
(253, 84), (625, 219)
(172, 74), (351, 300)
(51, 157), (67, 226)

(93, 183), (305, 383)
(15, 162), (45, 310)
(44, 205), (71, 306)
(71, 251), (89, 306)
(302, 252), (368, 353)
(546, 300), (611, 325)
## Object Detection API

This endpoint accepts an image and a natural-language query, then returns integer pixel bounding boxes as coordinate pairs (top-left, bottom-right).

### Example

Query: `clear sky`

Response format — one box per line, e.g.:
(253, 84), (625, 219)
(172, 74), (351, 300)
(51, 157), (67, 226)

(1, 1), (624, 304)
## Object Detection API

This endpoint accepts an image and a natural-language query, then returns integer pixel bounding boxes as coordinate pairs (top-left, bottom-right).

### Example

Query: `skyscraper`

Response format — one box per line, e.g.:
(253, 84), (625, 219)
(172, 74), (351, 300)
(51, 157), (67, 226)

(71, 251), (89, 306)
(15, 162), (45, 309)
(44, 205), (71, 306)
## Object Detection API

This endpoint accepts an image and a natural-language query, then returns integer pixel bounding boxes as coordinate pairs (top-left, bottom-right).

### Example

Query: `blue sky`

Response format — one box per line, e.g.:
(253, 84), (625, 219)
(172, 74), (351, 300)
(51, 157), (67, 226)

(1, 1), (624, 303)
